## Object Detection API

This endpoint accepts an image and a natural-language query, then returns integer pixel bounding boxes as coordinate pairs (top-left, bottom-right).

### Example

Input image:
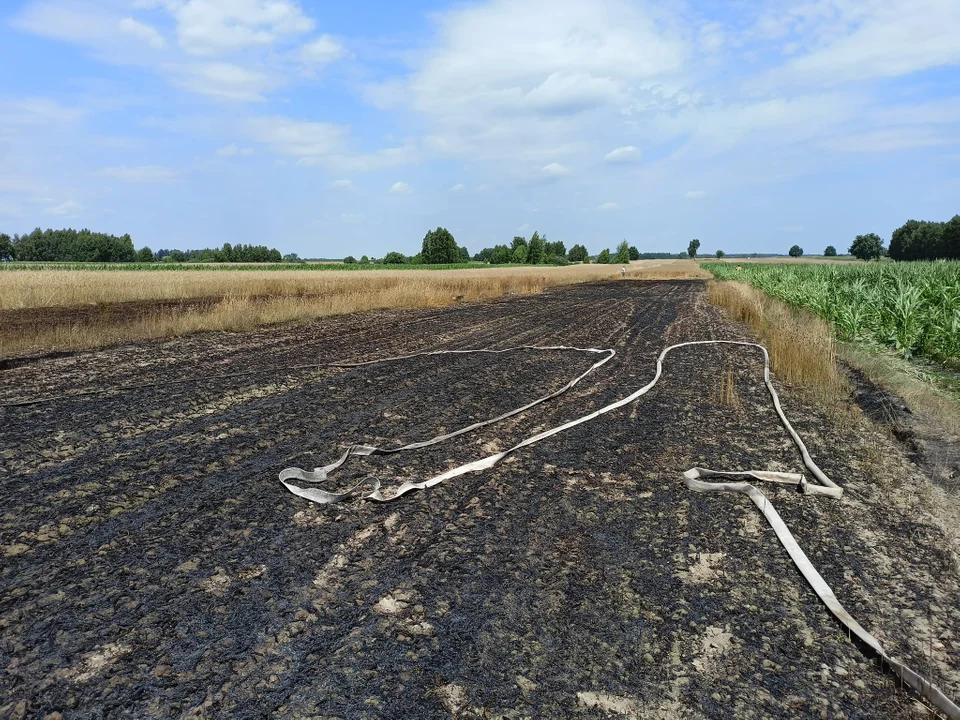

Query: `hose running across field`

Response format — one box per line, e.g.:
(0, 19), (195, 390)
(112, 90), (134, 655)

(279, 341), (959, 719)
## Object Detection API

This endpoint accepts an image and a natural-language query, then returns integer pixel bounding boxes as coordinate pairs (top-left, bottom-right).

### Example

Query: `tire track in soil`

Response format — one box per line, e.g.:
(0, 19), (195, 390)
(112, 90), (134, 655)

(1, 281), (957, 719)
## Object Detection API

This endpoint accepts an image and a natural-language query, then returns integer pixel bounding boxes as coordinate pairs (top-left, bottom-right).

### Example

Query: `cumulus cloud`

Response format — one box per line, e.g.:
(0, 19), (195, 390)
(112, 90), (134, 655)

(165, 0), (315, 56)
(98, 165), (179, 183)
(245, 116), (347, 158)
(684, 190), (707, 199)
(389, 181), (412, 194)
(376, 0), (685, 164)
(605, 145), (641, 163)
(216, 144), (254, 156)
(328, 179), (354, 191)
(449, 183), (465, 192)
(300, 34), (346, 65)
(598, 201), (620, 211)
(541, 162), (571, 178)
(118, 17), (165, 49)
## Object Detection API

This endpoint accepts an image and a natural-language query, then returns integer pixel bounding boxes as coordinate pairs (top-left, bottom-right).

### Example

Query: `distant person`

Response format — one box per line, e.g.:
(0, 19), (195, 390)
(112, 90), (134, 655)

(620, 266), (626, 277)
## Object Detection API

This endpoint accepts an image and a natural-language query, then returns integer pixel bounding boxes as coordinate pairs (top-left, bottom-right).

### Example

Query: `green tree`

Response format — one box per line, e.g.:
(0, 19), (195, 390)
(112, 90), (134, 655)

(170, 249), (186, 262)
(544, 240), (566, 258)
(512, 243), (528, 263)
(360, 254), (370, 264)
(420, 227), (458, 263)
(344, 255), (357, 264)
(137, 246), (155, 262)
(824, 245), (837, 257)
(476, 247), (495, 263)
(567, 244), (588, 262)
(715, 249), (725, 258)
(527, 231), (545, 264)
(848, 234), (884, 260)
(628, 246), (640, 261)
(491, 244), (512, 264)
(687, 238), (700, 258)
(458, 245), (470, 262)
(788, 244), (804, 257)
(613, 240), (630, 264)
(596, 248), (612, 263)
(943, 215), (960, 260)
(0, 233), (13, 261)
(383, 251), (406, 264)
(511, 236), (528, 251)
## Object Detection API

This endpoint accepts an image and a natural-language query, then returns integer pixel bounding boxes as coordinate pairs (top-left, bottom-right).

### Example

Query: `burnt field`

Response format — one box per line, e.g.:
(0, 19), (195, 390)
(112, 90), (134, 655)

(1, 280), (958, 719)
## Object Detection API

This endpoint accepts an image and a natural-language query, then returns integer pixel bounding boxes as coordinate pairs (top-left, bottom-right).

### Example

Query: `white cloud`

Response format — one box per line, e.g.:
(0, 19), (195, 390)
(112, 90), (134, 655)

(245, 116), (346, 159)
(300, 34), (346, 65)
(771, 1), (960, 85)
(176, 63), (272, 101)
(328, 179), (354, 191)
(389, 181), (412, 194)
(684, 190), (707, 199)
(450, 183), (465, 192)
(119, 17), (165, 49)
(0, 98), (84, 129)
(605, 145), (641, 163)
(541, 162), (571, 178)
(698, 21), (725, 53)
(167, 0), (315, 56)
(379, 0), (685, 164)
(216, 144), (254, 156)
(98, 165), (179, 183)
(45, 200), (82, 216)
(598, 201), (620, 211)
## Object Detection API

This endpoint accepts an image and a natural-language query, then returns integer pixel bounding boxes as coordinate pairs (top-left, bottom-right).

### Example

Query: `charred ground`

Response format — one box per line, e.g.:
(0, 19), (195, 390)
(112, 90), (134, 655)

(1, 280), (958, 719)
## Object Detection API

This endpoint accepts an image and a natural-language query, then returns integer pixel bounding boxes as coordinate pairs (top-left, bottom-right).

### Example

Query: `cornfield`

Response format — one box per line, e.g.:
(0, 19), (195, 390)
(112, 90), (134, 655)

(703, 261), (960, 366)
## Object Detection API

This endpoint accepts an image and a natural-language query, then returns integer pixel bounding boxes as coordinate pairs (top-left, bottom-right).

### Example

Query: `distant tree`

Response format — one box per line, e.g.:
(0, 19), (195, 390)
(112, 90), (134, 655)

(0, 233), (13, 261)
(567, 244), (588, 263)
(475, 247), (495, 263)
(596, 248), (612, 264)
(544, 240), (566, 258)
(715, 249), (725, 258)
(137, 246), (155, 262)
(848, 234), (884, 261)
(824, 245), (837, 257)
(360, 254), (370, 264)
(687, 238), (700, 259)
(221, 242), (233, 261)
(458, 245), (470, 262)
(170, 249), (186, 262)
(628, 246), (640, 261)
(613, 240), (631, 264)
(511, 236), (528, 251)
(491, 244), (512, 264)
(527, 231), (545, 264)
(788, 244), (804, 257)
(383, 251), (407, 264)
(421, 227), (459, 263)
(512, 243), (528, 263)
(344, 255), (357, 264)
(282, 253), (301, 262)
(944, 215), (960, 260)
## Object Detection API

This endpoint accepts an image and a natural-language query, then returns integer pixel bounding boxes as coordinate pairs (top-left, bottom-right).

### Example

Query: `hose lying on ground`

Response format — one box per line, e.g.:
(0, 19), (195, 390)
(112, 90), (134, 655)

(280, 341), (959, 719)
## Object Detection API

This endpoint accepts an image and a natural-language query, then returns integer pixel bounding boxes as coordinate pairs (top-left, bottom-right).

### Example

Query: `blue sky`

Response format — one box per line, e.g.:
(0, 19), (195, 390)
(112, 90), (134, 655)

(1, 0), (959, 258)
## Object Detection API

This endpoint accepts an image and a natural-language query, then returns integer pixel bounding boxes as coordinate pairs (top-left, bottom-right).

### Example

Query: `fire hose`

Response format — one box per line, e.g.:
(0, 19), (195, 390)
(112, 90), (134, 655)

(279, 341), (959, 718)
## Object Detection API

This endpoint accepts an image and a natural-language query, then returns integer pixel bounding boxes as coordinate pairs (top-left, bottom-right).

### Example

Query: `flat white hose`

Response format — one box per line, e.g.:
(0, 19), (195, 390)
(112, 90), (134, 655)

(279, 340), (959, 717)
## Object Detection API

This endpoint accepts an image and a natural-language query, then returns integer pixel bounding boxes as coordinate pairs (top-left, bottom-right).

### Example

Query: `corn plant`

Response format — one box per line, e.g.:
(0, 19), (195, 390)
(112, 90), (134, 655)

(703, 261), (960, 366)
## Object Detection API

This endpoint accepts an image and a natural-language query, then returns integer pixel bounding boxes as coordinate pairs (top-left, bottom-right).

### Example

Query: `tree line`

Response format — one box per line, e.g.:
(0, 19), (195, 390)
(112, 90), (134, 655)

(358, 228), (647, 266)
(0, 228), (287, 264)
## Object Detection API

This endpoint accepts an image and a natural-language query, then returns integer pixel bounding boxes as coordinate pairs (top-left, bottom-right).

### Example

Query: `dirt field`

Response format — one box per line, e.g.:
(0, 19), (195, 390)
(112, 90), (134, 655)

(1, 280), (958, 719)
